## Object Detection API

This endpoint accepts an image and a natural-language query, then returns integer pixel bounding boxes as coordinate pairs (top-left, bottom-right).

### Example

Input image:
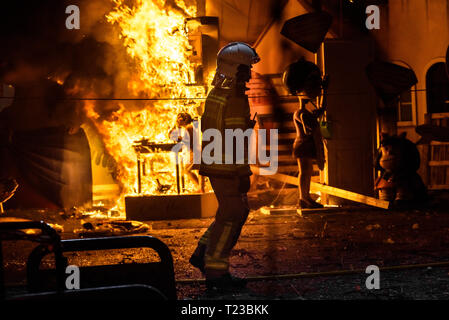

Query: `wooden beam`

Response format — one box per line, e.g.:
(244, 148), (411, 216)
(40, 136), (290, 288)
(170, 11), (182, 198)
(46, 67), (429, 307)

(428, 185), (449, 190)
(429, 160), (449, 166)
(309, 182), (390, 209)
(265, 172), (389, 209)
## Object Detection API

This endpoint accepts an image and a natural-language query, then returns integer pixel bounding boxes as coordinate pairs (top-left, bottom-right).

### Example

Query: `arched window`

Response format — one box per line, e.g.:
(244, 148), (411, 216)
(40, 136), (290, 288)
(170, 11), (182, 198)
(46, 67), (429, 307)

(426, 62), (449, 114)
(391, 61), (416, 126)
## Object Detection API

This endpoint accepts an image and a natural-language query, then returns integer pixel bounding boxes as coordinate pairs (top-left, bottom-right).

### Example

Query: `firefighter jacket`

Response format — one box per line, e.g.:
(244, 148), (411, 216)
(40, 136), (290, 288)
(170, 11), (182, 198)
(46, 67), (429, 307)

(199, 86), (252, 177)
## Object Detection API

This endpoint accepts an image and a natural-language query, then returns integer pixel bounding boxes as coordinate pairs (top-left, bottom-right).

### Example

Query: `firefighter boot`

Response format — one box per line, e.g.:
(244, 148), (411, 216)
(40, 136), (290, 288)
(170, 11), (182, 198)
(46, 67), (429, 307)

(189, 244), (206, 273)
(205, 272), (247, 292)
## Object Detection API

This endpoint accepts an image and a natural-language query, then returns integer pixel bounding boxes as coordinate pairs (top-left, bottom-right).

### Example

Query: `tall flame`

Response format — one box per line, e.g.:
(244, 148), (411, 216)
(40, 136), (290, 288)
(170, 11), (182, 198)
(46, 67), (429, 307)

(85, 0), (207, 210)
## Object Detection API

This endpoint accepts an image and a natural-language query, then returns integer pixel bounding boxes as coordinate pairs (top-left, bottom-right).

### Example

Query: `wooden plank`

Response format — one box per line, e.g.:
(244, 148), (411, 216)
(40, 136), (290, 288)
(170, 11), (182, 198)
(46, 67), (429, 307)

(430, 141), (449, 146)
(277, 165), (299, 172)
(276, 155), (296, 162)
(265, 172), (390, 209)
(430, 112), (449, 119)
(297, 206), (344, 215)
(310, 182), (390, 209)
(299, 206), (378, 215)
(429, 161), (449, 166)
(260, 205), (359, 216)
(262, 144), (291, 151)
(428, 184), (449, 190)
(279, 133), (296, 139)
(260, 206), (297, 215)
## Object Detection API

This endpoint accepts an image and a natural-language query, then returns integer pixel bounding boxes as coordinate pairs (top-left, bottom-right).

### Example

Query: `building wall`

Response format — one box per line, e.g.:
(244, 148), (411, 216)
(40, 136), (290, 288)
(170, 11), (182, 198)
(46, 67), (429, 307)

(370, 0), (449, 188)
(323, 38), (377, 197)
(205, 0), (277, 46)
(372, 0), (449, 141)
(242, 0), (449, 193)
(248, 0), (377, 199)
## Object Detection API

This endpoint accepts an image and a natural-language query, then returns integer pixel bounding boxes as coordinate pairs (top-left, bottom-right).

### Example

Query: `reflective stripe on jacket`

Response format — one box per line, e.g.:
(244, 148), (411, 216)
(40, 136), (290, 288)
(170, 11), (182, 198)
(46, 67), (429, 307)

(199, 87), (252, 177)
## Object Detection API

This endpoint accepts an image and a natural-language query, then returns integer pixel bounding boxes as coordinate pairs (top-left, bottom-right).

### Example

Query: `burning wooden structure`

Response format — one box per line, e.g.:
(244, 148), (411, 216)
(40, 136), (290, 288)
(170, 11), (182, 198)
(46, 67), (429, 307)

(125, 139), (217, 220)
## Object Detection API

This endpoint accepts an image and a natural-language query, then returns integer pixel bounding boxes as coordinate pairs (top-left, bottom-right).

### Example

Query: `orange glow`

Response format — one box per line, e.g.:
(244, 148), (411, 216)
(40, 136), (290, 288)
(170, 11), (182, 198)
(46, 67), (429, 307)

(84, 0), (209, 212)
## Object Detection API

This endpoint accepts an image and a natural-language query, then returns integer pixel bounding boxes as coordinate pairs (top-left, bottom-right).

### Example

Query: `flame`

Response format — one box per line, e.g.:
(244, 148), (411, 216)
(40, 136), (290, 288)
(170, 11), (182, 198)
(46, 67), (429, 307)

(84, 0), (209, 211)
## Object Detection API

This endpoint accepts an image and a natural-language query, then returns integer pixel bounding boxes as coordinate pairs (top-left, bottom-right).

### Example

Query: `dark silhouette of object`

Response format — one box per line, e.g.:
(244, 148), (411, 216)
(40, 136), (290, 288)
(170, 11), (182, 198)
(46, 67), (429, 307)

(416, 124), (449, 145)
(27, 235), (176, 300)
(0, 221), (172, 301)
(0, 78), (92, 210)
(156, 179), (171, 194)
(426, 62), (449, 114)
(283, 59), (328, 209)
(0, 178), (18, 204)
(281, 11), (333, 53)
(374, 132), (427, 209)
(366, 61), (418, 107)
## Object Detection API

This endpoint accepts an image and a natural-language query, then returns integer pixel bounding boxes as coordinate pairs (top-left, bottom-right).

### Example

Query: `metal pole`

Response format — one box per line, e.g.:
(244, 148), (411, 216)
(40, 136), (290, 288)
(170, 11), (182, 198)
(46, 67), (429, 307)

(137, 156), (142, 194)
(181, 156), (185, 193)
(175, 153), (180, 194)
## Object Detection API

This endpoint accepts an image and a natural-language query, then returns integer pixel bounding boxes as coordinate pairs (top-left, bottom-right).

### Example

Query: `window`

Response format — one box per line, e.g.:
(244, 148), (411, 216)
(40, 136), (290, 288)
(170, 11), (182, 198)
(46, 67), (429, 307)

(397, 89), (413, 123)
(426, 62), (449, 114)
(390, 61), (416, 126)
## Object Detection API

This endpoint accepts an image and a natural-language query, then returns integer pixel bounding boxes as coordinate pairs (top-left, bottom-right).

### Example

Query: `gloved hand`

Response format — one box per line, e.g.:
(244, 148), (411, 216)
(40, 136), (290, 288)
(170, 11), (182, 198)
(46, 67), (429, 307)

(249, 119), (257, 128)
(249, 113), (258, 128)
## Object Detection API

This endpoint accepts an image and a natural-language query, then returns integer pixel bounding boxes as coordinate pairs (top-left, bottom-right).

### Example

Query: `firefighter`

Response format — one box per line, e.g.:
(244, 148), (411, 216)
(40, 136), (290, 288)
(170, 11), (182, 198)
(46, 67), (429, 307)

(189, 42), (260, 291)
(283, 59), (329, 209)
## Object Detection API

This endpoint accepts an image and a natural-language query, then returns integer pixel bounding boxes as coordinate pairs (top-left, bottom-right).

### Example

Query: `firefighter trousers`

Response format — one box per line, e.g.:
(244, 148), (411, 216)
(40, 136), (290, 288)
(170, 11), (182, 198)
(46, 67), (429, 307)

(194, 175), (250, 277)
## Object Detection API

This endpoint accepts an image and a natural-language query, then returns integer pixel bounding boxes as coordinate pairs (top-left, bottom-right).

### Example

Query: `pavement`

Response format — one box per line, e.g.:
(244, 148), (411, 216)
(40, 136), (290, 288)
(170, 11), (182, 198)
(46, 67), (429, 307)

(2, 188), (449, 300)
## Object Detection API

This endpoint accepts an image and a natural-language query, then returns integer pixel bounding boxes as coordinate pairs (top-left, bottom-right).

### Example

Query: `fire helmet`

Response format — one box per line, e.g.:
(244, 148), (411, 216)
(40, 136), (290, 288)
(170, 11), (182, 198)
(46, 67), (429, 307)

(282, 59), (321, 95)
(214, 42), (260, 81)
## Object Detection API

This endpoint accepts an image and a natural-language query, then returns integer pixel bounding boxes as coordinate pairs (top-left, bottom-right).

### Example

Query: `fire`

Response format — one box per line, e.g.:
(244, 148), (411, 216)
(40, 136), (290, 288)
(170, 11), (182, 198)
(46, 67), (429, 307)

(84, 0), (209, 211)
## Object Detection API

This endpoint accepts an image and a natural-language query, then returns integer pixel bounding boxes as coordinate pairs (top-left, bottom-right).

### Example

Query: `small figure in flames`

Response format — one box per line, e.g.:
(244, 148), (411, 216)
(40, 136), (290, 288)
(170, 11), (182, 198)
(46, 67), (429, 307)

(169, 112), (201, 192)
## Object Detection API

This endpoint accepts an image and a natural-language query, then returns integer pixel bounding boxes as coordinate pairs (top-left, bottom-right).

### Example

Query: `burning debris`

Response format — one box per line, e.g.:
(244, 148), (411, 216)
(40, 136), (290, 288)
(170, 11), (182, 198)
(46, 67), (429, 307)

(74, 219), (150, 237)
(0, 178), (18, 211)
(88, 0), (209, 203)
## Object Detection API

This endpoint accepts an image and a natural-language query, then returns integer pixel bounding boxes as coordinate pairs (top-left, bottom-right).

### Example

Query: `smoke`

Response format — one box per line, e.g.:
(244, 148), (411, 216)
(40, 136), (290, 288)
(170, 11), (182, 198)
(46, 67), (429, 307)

(0, 0), (197, 196)
(0, 0), (194, 119)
